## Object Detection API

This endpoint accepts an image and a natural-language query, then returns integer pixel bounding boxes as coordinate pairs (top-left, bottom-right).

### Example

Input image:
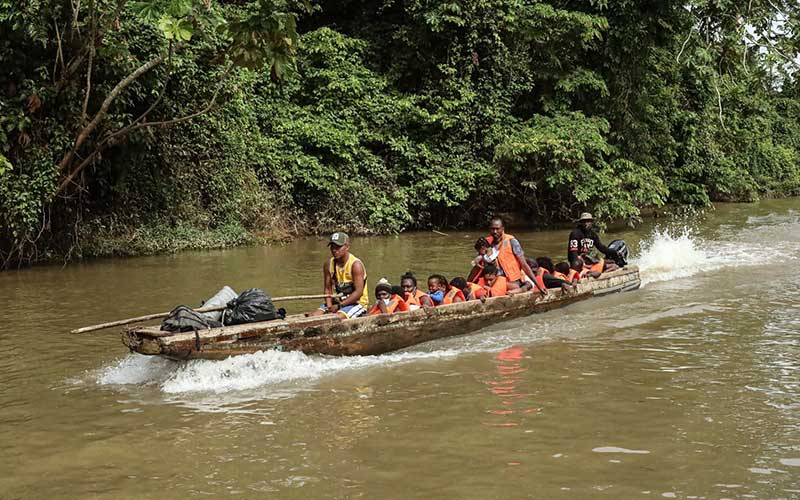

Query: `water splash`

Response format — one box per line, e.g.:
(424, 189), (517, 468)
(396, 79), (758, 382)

(97, 349), (461, 394)
(633, 227), (768, 286)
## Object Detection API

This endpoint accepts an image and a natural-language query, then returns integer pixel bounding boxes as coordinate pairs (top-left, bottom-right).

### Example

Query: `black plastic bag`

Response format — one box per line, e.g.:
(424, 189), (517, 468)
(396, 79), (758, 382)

(223, 288), (281, 325)
(161, 305), (222, 332)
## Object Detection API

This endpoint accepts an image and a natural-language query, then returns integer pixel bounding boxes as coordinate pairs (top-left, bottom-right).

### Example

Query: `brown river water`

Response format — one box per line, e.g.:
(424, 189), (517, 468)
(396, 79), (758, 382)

(1, 199), (799, 499)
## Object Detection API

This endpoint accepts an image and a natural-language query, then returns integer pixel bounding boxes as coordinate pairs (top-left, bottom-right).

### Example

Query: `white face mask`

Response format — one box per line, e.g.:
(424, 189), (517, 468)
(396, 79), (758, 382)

(382, 298), (391, 305)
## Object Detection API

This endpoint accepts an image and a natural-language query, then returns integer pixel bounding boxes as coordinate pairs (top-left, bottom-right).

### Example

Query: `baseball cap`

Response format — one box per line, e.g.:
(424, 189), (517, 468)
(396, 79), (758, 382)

(328, 231), (349, 247)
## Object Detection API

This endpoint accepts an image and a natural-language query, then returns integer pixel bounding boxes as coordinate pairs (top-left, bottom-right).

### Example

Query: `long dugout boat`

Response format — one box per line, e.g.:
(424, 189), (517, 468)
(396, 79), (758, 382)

(123, 267), (641, 361)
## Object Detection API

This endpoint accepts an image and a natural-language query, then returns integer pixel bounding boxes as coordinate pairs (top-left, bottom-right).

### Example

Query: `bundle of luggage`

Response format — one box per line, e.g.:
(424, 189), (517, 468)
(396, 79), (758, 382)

(160, 286), (286, 333)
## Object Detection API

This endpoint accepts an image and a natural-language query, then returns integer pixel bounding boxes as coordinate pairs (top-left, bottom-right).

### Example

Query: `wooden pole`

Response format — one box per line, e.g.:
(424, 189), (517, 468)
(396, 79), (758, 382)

(70, 293), (341, 334)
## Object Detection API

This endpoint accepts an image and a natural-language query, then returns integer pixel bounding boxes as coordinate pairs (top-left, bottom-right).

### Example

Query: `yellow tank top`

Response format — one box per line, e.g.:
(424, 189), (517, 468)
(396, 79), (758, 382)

(329, 253), (369, 308)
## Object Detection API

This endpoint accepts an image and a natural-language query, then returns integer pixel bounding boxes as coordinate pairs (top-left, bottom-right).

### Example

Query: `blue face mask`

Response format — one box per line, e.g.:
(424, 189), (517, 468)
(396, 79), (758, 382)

(429, 290), (444, 303)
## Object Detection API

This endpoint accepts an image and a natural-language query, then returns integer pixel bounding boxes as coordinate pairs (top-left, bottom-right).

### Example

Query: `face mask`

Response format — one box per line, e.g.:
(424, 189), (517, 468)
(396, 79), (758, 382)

(382, 298), (391, 305)
(429, 290), (444, 303)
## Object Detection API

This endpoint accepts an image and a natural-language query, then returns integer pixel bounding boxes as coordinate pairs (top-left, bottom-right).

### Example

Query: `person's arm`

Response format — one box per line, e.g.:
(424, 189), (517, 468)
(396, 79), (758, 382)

(339, 260), (366, 307)
(567, 229), (580, 262)
(377, 299), (389, 314)
(543, 275), (571, 289)
(591, 231), (613, 256)
(510, 239), (536, 283)
(420, 294), (434, 307)
(467, 264), (482, 283)
(508, 281), (532, 295)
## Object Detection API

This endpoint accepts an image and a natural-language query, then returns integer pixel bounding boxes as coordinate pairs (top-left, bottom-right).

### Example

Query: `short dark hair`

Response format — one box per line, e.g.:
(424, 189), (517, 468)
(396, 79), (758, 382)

(526, 257), (538, 269)
(483, 264), (499, 276)
(474, 237), (491, 250)
(400, 272), (417, 286)
(536, 257), (554, 273)
(490, 216), (504, 227)
(450, 277), (467, 290)
(570, 259), (583, 270)
(555, 261), (570, 274)
(391, 285), (404, 296)
(428, 274), (448, 287)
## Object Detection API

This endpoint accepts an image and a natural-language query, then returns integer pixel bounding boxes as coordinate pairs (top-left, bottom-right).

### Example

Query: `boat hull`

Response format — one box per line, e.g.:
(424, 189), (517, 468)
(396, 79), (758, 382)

(123, 267), (641, 360)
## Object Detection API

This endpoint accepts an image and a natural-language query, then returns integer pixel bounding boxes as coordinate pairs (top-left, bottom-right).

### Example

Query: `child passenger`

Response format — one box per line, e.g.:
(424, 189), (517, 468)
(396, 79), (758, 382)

(481, 265), (508, 297)
(427, 274), (465, 305)
(368, 282), (410, 315)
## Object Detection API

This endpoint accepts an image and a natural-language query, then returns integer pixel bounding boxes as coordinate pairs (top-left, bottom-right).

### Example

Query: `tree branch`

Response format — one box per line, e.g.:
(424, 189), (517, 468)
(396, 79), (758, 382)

(57, 51), (168, 173)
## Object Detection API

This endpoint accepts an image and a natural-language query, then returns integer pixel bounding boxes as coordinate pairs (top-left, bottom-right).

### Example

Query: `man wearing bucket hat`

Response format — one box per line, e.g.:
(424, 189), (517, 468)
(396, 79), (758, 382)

(567, 212), (619, 263)
(307, 231), (369, 319)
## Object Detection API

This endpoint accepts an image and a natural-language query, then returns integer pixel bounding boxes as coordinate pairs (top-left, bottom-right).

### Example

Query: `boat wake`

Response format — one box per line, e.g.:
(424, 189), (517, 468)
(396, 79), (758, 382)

(97, 348), (462, 394)
(633, 226), (778, 286)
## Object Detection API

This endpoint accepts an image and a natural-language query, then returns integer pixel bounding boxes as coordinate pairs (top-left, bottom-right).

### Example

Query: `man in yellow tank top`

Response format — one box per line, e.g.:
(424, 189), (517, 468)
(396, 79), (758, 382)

(307, 232), (369, 319)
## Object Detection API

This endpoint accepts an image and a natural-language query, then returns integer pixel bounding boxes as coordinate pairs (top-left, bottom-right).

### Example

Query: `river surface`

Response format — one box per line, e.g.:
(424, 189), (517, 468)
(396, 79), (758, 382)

(1, 199), (799, 499)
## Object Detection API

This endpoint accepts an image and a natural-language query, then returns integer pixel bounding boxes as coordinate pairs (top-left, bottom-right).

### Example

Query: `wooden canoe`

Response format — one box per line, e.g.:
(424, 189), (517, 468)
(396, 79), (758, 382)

(122, 267), (641, 361)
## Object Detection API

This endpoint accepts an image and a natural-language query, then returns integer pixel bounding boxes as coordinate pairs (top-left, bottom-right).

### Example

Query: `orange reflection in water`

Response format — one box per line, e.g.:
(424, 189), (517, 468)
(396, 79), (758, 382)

(483, 346), (540, 429)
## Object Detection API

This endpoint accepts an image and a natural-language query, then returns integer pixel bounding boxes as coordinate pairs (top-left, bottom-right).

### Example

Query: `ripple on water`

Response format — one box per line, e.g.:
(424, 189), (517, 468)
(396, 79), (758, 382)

(592, 447), (651, 454)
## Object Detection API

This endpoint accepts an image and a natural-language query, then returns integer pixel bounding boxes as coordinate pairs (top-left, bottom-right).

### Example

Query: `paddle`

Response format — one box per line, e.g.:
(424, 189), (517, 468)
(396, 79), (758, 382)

(70, 293), (342, 334)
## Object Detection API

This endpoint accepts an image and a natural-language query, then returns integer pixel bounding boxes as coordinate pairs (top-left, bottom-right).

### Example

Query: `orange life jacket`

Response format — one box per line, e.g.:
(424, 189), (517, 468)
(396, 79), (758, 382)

(553, 271), (570, 281)
(470, 260), (485, 284)
(368, 294), (409, 315)
(441, 287), (466, 305)
(465, 282), (485, 300)
(590, 259), (604, 274)
(566, 268), (581, 282)
(533, 267), (546, 291)
(405, 289), (430, 308)
(494, 233), (523, 283)
(488, 276), (508, 297)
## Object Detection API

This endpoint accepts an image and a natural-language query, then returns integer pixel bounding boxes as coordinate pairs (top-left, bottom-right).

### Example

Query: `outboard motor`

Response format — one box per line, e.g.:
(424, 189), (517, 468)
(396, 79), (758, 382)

(607, 239), (629, 267)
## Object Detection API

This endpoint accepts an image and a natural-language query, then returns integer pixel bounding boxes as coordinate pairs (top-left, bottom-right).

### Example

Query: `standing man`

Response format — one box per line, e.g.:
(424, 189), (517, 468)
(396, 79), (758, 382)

(567, 212), (618, 263)
(308, 232), (369, 318)
(488, 216), (547, 294)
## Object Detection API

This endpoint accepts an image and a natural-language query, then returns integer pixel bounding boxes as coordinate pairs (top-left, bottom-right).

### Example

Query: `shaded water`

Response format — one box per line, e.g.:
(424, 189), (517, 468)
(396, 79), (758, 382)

(1, 199), (799, 499)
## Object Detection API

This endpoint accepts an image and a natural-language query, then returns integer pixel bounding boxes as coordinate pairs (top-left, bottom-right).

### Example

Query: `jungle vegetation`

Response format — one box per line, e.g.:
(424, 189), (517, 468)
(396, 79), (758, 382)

(1, 0), (799, 267)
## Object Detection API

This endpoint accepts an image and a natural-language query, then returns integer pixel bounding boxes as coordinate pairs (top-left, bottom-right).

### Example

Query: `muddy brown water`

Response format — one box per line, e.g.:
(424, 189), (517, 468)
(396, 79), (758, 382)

(1, 199), (799, 499)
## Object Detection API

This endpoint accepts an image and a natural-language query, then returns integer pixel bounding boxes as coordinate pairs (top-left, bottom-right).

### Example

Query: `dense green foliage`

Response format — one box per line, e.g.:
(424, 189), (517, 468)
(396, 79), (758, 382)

(1, 0), (799, 266)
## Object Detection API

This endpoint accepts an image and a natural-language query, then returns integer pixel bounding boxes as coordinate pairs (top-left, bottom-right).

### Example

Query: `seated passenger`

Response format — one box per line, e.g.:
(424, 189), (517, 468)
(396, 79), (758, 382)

(580, 253), (619, 278)
(467, 237), (496, 284)
(537, 257), (577, 293)
(568, 259), (584, 283)
(368, 282), (410, 315)
(450, 277), (486, 301)
(428, 274), (465, 305)
(401, 272), (434, 310)
(481, 265), (508, 297)
(525, 258), (549, 295)
(553, 261), (573, 282)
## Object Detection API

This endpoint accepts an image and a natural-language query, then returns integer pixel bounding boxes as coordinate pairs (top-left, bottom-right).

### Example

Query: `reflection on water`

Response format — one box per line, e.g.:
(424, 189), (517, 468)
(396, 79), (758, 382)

(1, 198), (800, 498)
(483, 346), (538, 429)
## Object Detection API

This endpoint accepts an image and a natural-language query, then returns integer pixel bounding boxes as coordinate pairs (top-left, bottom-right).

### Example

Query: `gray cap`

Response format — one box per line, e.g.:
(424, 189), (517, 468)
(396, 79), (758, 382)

(578, 212), (593, 221)
(328, 231), (349, 246)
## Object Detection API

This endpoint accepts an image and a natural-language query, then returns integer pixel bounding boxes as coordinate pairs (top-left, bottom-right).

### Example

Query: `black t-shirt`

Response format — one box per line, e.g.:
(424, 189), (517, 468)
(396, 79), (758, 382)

(567, 226), (612, 262)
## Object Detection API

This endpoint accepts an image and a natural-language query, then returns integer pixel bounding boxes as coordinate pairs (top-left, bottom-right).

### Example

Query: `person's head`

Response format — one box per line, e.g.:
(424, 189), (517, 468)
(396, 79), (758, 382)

(450, 277), (468, 293)
(555, 261), (570, 275)
(577, 212), (594, 230)
(489, 216), (505, 241)
(375, 282), (392, 301)
(391, 285), (404, 297)
(536, 257), (554, 273)
(570, 259), (583, 272)
(427, 274), (448, 293)
(483, 264), (499, 285)
(526, 257), (539, 271)
(474, 237), (492, 255)
(579, 252), (595, 265)
(327, 231), (350, 259)
(401, 272), (418, 294)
